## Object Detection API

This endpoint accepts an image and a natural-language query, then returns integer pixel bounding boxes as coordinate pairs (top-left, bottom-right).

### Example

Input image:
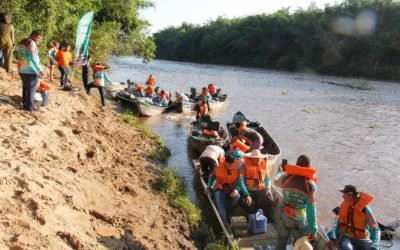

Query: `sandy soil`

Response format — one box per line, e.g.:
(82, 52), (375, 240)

(0, 66), (196, 250)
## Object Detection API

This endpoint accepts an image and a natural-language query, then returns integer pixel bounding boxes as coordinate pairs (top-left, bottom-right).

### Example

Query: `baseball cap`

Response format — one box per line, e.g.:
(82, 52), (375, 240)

(339, 185), (358, 197)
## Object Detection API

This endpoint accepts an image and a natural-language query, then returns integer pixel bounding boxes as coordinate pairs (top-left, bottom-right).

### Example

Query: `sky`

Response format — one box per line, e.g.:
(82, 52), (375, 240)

(140, 0), (342, 34)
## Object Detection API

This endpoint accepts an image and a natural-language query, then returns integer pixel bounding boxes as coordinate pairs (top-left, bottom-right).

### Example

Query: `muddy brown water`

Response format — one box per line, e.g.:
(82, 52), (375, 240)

(109, 57), (400, 227)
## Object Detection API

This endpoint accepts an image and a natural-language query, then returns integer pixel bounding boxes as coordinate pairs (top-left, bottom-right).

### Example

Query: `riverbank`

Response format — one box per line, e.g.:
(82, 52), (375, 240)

(0, 67), (196, 249)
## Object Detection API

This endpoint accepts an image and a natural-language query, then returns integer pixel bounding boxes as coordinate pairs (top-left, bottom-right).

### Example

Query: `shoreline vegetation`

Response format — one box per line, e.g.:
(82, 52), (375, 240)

(0, 0), (156, 63)
(154, 0), (400, 81)
(121, 112), (230, 249)
(0, 66), (200, 249)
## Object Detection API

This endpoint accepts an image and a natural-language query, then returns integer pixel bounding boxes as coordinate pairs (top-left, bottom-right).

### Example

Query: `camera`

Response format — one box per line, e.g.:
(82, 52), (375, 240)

(281, 159), (287, 171)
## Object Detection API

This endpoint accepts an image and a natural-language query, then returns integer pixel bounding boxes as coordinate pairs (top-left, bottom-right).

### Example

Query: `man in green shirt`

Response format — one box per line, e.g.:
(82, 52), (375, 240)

(274, 155), (318, 250)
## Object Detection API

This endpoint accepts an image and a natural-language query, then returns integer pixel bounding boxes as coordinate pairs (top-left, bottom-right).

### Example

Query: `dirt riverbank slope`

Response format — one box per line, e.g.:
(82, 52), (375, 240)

(0, 67), (196, 250)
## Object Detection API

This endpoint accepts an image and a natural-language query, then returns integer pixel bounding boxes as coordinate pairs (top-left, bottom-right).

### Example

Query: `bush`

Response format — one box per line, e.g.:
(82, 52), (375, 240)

(122, 111), (170, 163)
(345, 79), (374, 90)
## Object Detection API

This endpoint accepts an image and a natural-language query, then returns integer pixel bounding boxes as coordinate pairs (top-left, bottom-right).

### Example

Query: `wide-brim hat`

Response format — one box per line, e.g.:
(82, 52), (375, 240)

(244, 149), (268, 158)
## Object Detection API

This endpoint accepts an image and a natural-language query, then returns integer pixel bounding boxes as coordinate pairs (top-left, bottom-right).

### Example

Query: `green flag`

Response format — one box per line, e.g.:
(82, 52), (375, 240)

(74, 11), (94, 68)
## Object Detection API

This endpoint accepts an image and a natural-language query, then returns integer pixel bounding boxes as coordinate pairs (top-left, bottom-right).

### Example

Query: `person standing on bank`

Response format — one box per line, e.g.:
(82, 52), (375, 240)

(86, 63), (111, 107)
(47, 42), (58, 81)
(274, 155), (318, 250)
(81, 50), (91, 90)
(328, 185), (380, 250)
(0, 13), (15, 72)
(55, 42), (73, 89)
(17, 30), (45, 112)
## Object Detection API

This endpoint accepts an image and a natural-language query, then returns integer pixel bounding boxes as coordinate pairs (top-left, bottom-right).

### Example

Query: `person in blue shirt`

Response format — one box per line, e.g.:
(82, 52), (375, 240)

(86, 63), (111, 107)
(17, 30), (45, 112)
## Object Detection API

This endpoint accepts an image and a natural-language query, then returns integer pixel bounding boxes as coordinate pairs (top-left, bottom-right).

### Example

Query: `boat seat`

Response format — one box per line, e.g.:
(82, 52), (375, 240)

(207, 121), (220, 131)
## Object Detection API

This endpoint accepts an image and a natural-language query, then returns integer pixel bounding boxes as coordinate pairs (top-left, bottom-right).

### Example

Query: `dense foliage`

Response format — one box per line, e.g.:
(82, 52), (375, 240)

(0, 0), (156, 63)
(154, 0), (400, 80)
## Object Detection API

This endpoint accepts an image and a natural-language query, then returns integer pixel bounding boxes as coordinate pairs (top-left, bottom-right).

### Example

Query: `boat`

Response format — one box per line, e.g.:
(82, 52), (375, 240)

(226, 111), (281, 156)
(193, 158), (340, 249)
(115, 89), (138, 104)
(104, 82), (127, 98)
(176, 94), (228, 113)
(195, 158), (400, 249)
(187, 118), (230, 154)
(195, 112), (400, 249)
(136, 98), (175, 117)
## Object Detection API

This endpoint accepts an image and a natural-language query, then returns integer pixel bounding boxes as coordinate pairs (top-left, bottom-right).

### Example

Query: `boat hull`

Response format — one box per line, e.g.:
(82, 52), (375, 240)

(136, 99), (175, 117)
(187, 123), (230, 154)
(176, 94), (228, 113)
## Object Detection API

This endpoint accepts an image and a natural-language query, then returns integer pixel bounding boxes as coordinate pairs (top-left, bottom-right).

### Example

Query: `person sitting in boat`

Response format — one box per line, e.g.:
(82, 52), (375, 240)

(175, 91), (189, 103)
(208, 83), (216, 94)
(207, 83), (222, 100)
(237, 149), (274, 221)
(133, 84), (145, 97)
(195, 99), (209, 119)
(189, 87), (197, 99)
(213, 88), (222, 100)
(274, 155), (318, 249)
(202, 128), (220, 139)
(199, 87), (212, 101)
(327, 185), (380, 250)
(145, 85), (154, 97)
(235, 121), (263, 151)
(205, 153), (242, 226)
(227, 139), (248, 161)
(199, 145), (225, 177)
(146, 74), (156, 86)
(157, 90), (169, 107)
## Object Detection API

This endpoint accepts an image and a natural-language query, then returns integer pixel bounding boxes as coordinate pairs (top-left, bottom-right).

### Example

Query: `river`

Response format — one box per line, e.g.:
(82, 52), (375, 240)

(109, 57), (400, 227)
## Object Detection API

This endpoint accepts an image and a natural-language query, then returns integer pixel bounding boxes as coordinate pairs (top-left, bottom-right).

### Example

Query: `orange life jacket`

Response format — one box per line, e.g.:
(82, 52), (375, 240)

(198, 102), (208, 117)
(146, 75), (156, 85)
(339, 192), (374, 239)
(158, 91), (171, 101)
(202, 129), (219, 138)
(208, 83), (216, 94)
(200, 90), (209, 97)
(281, 165), (318, 210)
(36, 81), (51, 92)
(244, 157), (267, 190)
(159, 93), (166, 100)
(232, 139), (250, 153)
(215, 160), (241, 190)
(284, 165), (318, 184)
(145, 86), (154, 96)
(136, 85), (143, 92)
(93, 65), (107, 86)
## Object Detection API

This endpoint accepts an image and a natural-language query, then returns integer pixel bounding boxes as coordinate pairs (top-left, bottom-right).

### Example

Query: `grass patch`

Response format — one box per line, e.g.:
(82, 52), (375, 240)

(160, 168), (201, 226)
(171, 196), (201, 226)
(122, 111), (137, 125)
(345, 79), (374, 90)
(122, 111), (171, 163)
(281, 90), (289, 95)
(368, 124), (380, 129)
(302, 107), (316, 114)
